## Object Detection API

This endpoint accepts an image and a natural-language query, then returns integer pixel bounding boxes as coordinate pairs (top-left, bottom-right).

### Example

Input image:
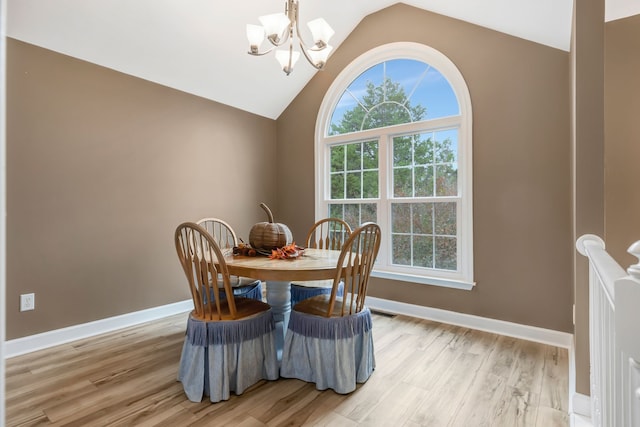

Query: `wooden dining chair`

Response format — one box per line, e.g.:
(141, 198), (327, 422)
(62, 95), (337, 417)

(174, 222), (278, 403)
(196, 217), (263, 301)
(280, 222), (382, 394)
(290, 218), (352, 306)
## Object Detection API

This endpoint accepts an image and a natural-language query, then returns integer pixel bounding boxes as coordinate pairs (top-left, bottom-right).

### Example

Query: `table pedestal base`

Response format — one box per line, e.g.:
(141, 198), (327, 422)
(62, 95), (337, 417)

(265, 280), (291, 361)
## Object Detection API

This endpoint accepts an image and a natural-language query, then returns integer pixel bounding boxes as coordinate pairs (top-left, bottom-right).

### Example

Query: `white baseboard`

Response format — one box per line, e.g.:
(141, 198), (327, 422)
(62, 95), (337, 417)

(365, 296), (573, 348)
(571, 413), (593, 427)
(5, 296), (574, 358)
(4, 300), (192, 358)
(571, 392), (591, 419)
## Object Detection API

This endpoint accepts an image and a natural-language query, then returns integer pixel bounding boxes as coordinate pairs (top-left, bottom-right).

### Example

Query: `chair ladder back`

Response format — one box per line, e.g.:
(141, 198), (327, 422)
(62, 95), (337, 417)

(196, 217), (239, 256)
(306, 218), (352, 250)
(176, 232), (205, 316)
(175, 222), (238, 320)
(327, 222), (381, 317)
(341, 252), (361, 316)
(355, 225), (379, 311)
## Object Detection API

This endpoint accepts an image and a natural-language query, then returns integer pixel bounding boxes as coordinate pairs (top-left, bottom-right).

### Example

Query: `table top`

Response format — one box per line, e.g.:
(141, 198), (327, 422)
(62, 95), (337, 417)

(220, 248), (341, 282)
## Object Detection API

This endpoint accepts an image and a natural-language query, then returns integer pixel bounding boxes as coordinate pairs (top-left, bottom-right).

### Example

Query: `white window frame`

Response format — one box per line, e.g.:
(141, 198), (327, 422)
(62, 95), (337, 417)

(315, 42), (474, 290)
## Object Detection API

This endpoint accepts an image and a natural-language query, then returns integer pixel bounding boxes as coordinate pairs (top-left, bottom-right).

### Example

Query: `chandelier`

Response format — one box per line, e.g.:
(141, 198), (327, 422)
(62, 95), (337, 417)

(246, 0), (334, 75)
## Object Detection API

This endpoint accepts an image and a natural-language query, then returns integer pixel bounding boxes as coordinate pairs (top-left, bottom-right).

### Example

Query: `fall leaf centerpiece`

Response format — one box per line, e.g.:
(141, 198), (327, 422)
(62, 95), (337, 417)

(268, 242), (305, 260)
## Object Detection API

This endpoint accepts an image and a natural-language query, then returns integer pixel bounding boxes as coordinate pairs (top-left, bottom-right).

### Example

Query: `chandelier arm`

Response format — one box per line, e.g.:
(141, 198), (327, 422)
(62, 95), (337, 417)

(299, 41), (324, 70)
(292, 6), (327, 52)
(293, 15), (314, 51)
(266, 29), (291, 48)
(283, 33), (295, 75)
(247, 45), (278, 56)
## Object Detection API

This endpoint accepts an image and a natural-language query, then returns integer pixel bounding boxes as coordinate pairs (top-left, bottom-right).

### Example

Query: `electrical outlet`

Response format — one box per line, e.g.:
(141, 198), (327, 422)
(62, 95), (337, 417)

(20, 293), (35, 311)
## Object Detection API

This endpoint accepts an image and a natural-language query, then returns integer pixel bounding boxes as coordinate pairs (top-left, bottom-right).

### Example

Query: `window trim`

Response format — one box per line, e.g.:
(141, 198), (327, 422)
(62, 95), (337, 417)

(315, 42), (474, 290)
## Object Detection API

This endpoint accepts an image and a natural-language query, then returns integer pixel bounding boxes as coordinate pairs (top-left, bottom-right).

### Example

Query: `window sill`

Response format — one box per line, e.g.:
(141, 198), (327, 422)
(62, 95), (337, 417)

(370, 270), (475, 290)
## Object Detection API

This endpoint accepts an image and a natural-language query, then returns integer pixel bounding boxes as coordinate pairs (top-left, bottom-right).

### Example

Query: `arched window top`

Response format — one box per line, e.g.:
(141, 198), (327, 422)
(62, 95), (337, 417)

(329, 59), (460, 136)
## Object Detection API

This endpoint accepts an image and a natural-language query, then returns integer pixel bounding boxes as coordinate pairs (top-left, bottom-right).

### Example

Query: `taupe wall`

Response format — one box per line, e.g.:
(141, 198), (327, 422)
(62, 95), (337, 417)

(605, 14), (640, 266)
(277, 4), (574, 332)
(6, 39), (277, 339)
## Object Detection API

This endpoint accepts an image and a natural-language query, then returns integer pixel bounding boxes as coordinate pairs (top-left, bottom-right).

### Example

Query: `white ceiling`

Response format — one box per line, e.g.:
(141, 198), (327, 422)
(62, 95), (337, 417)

(6, 0), (640, 120)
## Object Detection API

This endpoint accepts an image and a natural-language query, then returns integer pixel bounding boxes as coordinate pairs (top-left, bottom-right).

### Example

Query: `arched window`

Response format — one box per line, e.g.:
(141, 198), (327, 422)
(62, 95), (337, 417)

(315, 42), (474, 289)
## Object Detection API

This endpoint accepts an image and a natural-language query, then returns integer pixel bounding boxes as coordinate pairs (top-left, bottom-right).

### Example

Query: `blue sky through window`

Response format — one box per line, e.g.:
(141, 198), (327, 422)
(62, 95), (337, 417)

(330, 59), (459, 133)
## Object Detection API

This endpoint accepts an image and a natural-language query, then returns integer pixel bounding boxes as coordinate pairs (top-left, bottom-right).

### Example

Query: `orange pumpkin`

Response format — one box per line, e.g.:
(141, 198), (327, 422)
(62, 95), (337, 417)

(249, 203), (293, 250)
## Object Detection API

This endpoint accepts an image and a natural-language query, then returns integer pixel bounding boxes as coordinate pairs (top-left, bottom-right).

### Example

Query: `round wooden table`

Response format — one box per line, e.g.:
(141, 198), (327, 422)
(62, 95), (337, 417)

(218, 248), (341, 358)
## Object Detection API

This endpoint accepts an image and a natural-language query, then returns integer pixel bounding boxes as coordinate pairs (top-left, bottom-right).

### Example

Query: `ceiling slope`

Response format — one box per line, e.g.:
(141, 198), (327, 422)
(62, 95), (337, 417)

(9, 0), (635, 119)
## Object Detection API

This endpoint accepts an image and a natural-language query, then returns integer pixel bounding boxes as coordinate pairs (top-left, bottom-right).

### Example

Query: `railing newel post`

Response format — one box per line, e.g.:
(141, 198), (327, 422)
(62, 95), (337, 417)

(626, 240), (640, 280)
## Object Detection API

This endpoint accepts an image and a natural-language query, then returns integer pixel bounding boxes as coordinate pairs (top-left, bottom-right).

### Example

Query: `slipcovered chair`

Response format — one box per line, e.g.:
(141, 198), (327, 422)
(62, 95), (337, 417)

(196, 217), (263, 301)
(290, 218), (352, 306)
(174, 222), (278, 403)
(280, 222), (382, 394)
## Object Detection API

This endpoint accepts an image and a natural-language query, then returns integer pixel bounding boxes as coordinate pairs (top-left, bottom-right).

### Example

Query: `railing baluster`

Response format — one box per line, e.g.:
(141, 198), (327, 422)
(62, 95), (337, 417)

(577, 235), (640, 426)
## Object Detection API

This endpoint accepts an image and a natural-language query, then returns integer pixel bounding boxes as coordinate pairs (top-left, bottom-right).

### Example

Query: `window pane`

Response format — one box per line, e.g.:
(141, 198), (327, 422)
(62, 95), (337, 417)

(436, 164), (458, 197)
(434, 130), (458, 196)
(435, 237), (457, 270)
(362, 171), (378, 198)
(392, 203), (411, 233)
(363, 140), (378, 169)
(346, 172), (362, 198)
(364, 103), (412, 130)
(413, 67), (459, 120)
(413, 235), (433, 268)
(329, 204), (343, 218)
(330, 145), (345, 172)
(414, 135), (434, 165)
(412, 203), (433, 235)
(392, 234), (411, 265)
(330, 203), (378, 230)
(434, 202), (456, 235)
(414, 166), (434, 197)
(346, 143), (361, 171)
(329, 103), (367, 136)
(393, 137), (412, 166)
(344, 204), (360, 228)
(330, 173), (345, 199)
(435, 129), (458, 163)
(361, 203), (377, 224)
(394, 168), (412, 197)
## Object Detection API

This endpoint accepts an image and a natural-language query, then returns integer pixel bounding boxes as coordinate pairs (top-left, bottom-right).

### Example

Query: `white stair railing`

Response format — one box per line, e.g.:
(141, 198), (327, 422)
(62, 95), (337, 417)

(577, 235), (640, 427)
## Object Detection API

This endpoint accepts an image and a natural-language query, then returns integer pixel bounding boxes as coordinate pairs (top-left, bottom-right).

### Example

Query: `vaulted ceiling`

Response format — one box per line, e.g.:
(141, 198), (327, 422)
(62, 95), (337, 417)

(6, 0), (640, 119)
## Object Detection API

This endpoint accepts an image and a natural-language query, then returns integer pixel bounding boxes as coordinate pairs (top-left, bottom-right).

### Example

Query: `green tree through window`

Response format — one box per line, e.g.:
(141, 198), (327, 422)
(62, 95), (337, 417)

(329, 72), (458, 271)
(329, 77), (427, 135)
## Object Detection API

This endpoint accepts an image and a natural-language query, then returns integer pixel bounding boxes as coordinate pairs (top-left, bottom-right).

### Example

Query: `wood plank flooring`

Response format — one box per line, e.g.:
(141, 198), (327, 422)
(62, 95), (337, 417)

(5, 311), (569, 426)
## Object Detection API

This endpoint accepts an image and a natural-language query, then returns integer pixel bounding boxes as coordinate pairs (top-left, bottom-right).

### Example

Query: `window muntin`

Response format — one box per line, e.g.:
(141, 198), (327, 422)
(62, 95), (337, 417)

(329, 203), (377, 229)
(392, 130), (458, 198)
(330, 140), (379, 199)
(329, 59), (459, 136)
(316, 43), (473, 289)
(391, 201), (457, 270)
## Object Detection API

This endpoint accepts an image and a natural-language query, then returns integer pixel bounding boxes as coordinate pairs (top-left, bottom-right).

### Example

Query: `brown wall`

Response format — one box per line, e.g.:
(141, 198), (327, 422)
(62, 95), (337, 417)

(277, 4), (574, 332)
(605, 14), (640, 266)
(6, 39), (277, 339)
(7, 5), (585, 339)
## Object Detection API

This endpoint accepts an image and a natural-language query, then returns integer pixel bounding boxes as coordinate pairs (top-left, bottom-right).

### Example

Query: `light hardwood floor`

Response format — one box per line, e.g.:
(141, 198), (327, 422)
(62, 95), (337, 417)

(6, 311), (569, 426)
